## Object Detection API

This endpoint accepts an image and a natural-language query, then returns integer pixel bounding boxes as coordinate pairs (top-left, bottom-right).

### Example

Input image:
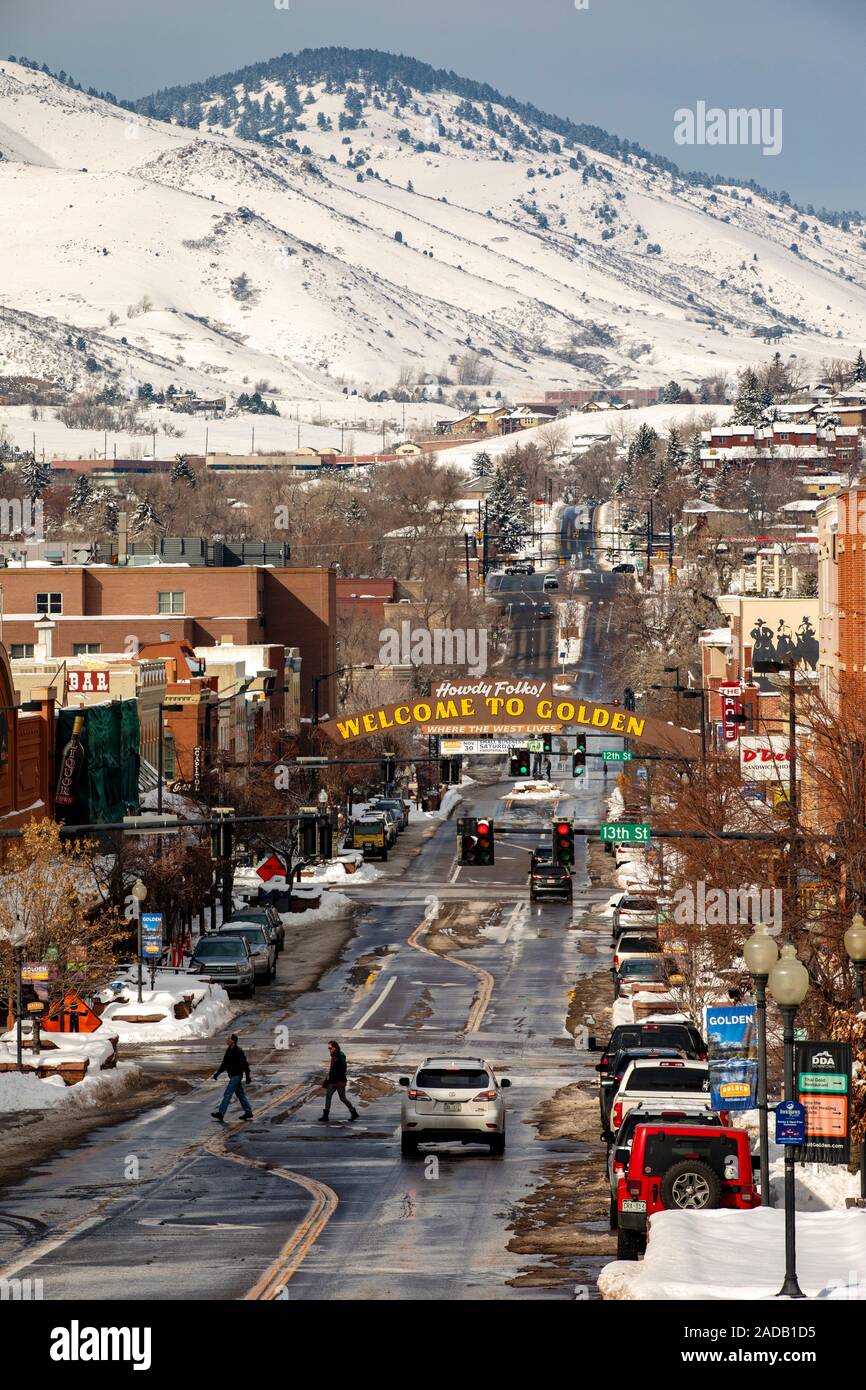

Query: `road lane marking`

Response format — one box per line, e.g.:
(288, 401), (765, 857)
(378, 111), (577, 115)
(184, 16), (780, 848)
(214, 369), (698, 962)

(352, 974), (398, 1029)
(407, 906), (495, 1034)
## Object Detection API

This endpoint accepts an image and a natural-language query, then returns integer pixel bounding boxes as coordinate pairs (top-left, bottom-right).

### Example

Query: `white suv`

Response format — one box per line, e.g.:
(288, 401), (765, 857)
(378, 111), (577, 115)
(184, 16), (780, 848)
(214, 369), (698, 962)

(399, 1057), (511, 1156)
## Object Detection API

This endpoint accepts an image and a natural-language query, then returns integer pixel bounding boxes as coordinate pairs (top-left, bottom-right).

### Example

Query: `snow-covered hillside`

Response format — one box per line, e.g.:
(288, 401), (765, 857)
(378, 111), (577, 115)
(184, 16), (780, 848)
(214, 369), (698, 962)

(1, 54), (865, 409)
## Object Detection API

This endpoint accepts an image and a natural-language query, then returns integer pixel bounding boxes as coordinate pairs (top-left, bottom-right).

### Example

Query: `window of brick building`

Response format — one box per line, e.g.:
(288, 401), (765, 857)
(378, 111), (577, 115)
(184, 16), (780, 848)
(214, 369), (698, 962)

(10, 644), (34, 658)
(36, 592), (62, 614)
(73, 643), (102, 656)
(158, 591), (185, 615)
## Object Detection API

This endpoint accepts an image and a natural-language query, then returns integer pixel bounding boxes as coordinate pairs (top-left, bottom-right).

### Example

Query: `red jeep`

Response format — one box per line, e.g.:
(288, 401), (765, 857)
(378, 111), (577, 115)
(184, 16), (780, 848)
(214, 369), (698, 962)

(616, 1121), (759, 1260)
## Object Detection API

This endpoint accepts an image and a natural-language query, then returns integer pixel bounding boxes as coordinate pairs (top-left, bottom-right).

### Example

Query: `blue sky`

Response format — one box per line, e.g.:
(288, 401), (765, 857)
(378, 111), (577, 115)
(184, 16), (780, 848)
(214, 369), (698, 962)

(4, 0), (862, 210)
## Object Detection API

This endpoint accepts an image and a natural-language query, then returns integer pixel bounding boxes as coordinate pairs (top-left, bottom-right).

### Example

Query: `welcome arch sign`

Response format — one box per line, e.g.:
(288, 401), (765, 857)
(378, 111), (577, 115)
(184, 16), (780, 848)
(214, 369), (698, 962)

(322, 677), (700, 760)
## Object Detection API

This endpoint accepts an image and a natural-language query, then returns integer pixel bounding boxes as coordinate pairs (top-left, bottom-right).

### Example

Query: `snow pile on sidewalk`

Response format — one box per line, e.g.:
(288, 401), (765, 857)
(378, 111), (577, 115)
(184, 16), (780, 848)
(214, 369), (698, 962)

(299, 856), (381, 886)
(98, 972), (235, 1042)
(281, 889), (356, 924)
(0, 1039), (140, 1115)
(599, 1207), (866, 1300)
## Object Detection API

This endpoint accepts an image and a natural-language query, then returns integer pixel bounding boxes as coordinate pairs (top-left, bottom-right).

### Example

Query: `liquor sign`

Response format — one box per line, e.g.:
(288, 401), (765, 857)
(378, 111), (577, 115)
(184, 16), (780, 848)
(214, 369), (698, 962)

(794, 1041), (851, 1164)
(67, 669), (110, 694)
(740, 736), (791, 782)
(718, 683), (742, 745)
(55, 713), (86, 807)
(140, 912), (164, 960)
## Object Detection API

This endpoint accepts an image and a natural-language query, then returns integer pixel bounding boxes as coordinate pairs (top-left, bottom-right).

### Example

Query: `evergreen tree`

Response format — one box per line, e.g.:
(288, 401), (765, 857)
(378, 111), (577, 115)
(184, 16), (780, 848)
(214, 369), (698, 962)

(627, 423), (658, 466)
(130, 499), (162, 536)
(487, 456), (529, 554)
(731, 367), (765, 426)
(69, 473), (93, 518)
(665, 426), (687, 475)
(661, 380), (682, 404)
(19, 453), (51, 501)
(171, 455), (196, 488)
(346, 497), (367, 527)
(688, 432), (709, 499)
(102, 495), (119, 532)
(853, 350), (866, 384)
(472, 450), (493, 477)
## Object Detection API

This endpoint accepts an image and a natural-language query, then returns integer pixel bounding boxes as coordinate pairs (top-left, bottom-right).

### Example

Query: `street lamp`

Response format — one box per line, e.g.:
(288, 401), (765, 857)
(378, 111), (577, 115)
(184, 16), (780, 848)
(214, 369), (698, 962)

(9, 916), (27, 1072)
(310, 664), (375, 728)
(744, 924), (779, 1207)
(768, 942), (810, 1299)
(844, 910), (866, 1199)
(130, 878), (148, 1005)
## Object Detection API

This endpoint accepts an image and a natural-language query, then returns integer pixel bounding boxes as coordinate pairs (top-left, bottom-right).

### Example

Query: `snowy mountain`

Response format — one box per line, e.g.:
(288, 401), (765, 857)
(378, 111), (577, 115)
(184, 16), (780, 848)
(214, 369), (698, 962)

(2, 50), (866, 408)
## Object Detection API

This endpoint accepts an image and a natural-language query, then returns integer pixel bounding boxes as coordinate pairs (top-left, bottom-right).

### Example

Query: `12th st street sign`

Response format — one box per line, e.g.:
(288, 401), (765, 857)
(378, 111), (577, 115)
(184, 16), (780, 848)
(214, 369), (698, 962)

(602, 750), (633, 763)
(600, 823), (651, 843)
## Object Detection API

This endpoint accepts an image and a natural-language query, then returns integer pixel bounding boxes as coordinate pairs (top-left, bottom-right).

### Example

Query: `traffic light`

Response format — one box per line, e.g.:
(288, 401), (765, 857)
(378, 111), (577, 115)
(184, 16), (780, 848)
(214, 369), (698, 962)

(298, 809), (319, 858)
(554, 817), (574, 866)
(475, 818), (494, 865)
(457, 816), (495, 866)
(573, 733), (586, 778)
(210, 807), (234, 862)
(440, 756), (462, 786)
(541, 734), (552, 754)
(382, 753), (396, 787)
(624, 687), (636, 711)
(510, 747), (531, 777)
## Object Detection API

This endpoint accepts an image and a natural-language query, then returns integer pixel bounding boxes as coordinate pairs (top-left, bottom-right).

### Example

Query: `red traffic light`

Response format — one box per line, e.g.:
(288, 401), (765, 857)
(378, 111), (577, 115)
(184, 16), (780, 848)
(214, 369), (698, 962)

(477, 820), (491, 836)
(556, 822), (569, 836)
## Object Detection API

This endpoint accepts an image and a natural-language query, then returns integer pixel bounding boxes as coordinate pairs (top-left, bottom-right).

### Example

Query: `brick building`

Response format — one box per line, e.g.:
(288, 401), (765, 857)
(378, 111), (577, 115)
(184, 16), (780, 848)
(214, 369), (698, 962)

(0, 562), (336, 718)
(817, 482), (866, 706)
(0, 644), (53, 832)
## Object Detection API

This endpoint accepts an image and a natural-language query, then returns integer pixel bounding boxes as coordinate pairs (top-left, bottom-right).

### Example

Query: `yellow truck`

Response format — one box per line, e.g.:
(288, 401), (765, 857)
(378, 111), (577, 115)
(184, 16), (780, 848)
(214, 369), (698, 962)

(348, 815), (389, 862)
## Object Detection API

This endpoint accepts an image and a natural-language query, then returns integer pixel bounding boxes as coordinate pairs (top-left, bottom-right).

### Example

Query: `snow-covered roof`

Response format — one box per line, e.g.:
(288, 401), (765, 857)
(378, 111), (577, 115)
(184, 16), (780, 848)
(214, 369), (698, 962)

(700, 627), (732, 646)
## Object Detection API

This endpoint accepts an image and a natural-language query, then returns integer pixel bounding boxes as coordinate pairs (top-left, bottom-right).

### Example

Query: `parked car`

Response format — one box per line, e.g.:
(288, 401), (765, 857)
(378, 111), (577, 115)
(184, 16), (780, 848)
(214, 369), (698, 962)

(188, 936), (255, 998)
(543, 575), (559, 591)
(609, 1058), (712, 1135)
(612, 931), (661, 972)
(607, 1104), (726, 1226)
(505, 560), (534, 576)
(613, 955), (668, 998)
(228, 903), (284, 952)
(612, 894), (661, 939)
(376, 807), (399, 846)
(616, 1120), (759, 1259)
(369, 798), (408, 832)
(398, 1056), (511, 1156)
(529, 861), (573, 902)
(598, 1023), (707, 1081)
(217, 923), (277, 984)
(598, 1046), (687, 1134)
(612, 563), (636, 574)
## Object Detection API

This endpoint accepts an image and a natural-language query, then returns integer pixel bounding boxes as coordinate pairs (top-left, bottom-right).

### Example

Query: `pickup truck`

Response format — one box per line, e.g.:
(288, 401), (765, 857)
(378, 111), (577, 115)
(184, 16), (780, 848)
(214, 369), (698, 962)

(348, 815), (389, 861)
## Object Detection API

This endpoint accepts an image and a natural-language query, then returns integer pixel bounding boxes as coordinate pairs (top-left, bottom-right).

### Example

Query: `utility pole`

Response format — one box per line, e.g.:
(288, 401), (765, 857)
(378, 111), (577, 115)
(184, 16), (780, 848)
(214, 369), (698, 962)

(464, 532), (471, 587)
(787, 656), (799, 920)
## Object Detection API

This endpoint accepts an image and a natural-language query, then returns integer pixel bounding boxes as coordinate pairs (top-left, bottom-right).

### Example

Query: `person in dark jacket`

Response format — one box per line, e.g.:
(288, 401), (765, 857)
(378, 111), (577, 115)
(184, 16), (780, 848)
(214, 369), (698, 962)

(211, 1033), (253, 1122)
(318, 1039), (359, 1122)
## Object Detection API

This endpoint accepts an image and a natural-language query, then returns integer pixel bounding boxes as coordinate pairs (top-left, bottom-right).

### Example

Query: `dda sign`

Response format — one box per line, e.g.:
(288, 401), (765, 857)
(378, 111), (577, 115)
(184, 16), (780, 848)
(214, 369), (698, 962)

(599, 823), (651, 843)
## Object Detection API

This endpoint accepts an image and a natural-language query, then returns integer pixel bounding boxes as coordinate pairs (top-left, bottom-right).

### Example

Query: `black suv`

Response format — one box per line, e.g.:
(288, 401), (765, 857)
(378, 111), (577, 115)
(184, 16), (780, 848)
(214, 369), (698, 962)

(596, 1023), (706, 1094)
(530, 862), (573, 902)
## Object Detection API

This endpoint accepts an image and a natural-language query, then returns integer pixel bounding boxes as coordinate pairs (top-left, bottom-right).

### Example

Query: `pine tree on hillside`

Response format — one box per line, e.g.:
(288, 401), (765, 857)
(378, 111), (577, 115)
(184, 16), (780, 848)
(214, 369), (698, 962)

(102, 495), (119, 532)
(171, 455), (197, 488)
(472, 449), (493, 477)
(346, 497), (367, 527)
(853, 350), (866, 384)
(19, 454), (51, 501)
(687, 433), (709, 499)
(731, 367), (765, 426)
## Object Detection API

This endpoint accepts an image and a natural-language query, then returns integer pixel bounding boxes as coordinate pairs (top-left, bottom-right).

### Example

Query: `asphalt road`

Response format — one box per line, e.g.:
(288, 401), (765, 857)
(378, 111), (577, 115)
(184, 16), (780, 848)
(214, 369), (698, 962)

(0, 520), (624, 1301)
